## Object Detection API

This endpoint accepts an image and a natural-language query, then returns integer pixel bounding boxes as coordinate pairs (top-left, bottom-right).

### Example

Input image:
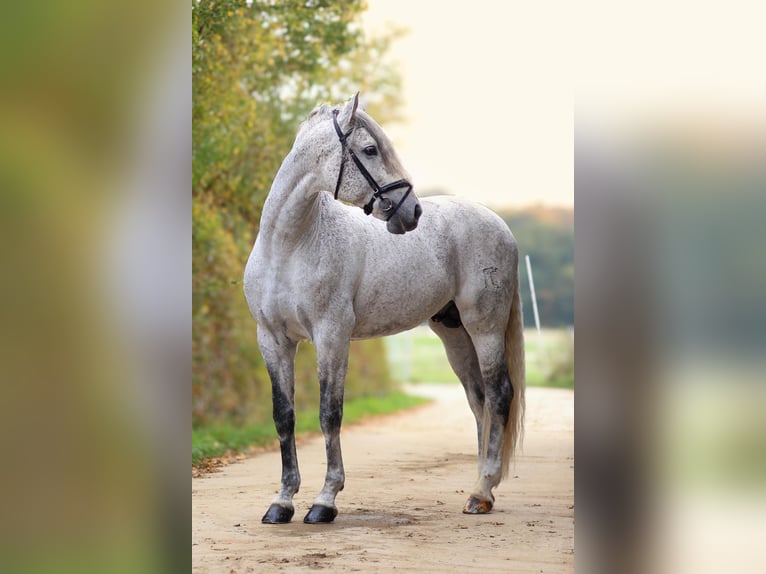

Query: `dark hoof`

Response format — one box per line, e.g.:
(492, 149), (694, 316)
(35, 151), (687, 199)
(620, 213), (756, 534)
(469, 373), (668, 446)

(463, 496), (493, 514)
(303, 504), (338, 524)
(261, 503), (294, 524)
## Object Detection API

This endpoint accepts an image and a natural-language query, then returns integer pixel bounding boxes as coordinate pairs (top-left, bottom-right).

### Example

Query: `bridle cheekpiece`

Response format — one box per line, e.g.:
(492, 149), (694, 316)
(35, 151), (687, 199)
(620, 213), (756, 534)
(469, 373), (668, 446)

(332, 109), (412, 219)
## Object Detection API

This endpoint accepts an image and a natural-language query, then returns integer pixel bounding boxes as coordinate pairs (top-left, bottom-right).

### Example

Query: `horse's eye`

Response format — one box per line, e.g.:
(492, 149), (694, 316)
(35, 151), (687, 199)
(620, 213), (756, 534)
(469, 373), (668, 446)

(363, 145), (378, 156)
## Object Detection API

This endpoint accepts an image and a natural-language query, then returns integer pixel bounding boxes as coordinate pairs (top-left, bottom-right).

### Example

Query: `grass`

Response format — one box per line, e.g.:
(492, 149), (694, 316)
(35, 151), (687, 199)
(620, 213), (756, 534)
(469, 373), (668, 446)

(192, 391), (429, 467)
(384, 326), (574, 389)
(384, 331), (459, 383)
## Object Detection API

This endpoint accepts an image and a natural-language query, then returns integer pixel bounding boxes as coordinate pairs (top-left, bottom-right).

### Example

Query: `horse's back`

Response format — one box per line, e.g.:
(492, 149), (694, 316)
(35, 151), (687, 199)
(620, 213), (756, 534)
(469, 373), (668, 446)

(420, 195), (518, 262)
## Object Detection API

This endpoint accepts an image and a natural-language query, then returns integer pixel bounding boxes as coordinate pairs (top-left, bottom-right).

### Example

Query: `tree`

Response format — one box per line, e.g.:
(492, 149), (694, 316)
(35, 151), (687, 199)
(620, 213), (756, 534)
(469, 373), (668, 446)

(501, 207), (574, 328)
(192, 0), (402, 425)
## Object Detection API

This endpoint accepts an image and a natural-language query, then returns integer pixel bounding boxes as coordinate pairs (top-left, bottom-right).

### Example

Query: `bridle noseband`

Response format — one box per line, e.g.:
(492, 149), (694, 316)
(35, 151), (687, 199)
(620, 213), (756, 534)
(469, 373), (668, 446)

(332, 109), (412, 219)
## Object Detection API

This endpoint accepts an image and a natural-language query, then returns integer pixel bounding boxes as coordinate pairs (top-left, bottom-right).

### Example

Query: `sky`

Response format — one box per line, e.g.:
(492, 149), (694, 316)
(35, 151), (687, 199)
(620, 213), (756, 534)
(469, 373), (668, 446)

(363, 1), (766, 211)
(362, 1), (574, 210)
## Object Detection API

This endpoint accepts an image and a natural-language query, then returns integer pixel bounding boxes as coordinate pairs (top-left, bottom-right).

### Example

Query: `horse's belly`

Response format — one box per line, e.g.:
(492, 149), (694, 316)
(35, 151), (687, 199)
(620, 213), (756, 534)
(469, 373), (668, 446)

(350, 315), (425, 340)
(350, 279), (452, 339)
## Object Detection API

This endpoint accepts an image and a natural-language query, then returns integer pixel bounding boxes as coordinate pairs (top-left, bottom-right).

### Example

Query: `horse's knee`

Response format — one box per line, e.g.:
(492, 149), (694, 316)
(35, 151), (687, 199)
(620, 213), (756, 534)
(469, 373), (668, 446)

(319, 381), (344, 435)
(272, 389), (295, 438)
(319, 405), (342, 436)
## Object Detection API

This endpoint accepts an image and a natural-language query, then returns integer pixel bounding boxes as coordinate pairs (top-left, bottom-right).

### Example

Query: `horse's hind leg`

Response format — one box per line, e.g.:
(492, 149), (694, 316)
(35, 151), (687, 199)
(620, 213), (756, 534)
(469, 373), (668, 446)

(462, 327), (513, 514)
(430, 315), (507, 514)
(428, 317), (485, 453)
(257, 327), (300, 524)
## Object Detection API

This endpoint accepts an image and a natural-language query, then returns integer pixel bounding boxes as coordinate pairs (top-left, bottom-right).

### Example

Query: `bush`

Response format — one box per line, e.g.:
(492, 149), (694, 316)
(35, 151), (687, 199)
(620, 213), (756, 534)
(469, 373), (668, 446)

(192, 1), (402, 429)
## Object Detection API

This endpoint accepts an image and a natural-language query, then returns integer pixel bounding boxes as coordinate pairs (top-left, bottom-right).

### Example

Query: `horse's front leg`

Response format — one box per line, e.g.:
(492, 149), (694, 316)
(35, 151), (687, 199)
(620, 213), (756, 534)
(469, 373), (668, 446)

(258, 328), (300, 524)
(304, 332), (350, 524)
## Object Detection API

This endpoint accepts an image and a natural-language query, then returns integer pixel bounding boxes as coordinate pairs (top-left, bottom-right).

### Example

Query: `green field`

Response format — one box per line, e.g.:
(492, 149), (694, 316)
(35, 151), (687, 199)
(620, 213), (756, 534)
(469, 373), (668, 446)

(192, 391), (428, 466)
(384, 326), (574, 388)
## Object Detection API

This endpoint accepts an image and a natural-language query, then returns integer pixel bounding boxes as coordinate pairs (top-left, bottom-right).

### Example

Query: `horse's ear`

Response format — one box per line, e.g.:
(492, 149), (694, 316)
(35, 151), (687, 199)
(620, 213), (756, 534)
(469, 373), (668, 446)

(350, 92), (360, 121)
(339, 93), (360, 129)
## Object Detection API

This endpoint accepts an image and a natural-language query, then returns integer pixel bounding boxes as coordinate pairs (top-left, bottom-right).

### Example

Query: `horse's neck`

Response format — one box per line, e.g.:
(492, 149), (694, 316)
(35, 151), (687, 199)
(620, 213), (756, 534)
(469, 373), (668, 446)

(258, 151), (325, 251)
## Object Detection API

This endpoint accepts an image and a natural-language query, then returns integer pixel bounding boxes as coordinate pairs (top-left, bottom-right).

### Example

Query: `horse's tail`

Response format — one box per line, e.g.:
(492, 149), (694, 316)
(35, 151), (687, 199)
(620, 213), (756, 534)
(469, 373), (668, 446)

(501, 266), (526, 478)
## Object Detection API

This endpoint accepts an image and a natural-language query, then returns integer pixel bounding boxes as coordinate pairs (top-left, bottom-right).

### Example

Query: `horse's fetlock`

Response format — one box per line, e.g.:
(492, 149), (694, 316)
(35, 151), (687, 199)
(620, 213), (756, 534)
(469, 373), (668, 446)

(326, 469), (345, 487)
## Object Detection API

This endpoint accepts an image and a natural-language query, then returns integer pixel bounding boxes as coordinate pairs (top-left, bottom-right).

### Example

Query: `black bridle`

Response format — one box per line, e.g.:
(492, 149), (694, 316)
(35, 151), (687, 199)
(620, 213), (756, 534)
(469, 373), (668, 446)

(332, 109), (412, 219)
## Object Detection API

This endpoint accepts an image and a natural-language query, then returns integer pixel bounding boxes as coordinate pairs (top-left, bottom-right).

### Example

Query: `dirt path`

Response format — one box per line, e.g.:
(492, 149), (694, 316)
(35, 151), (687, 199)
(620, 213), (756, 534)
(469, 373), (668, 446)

(192, 385), (574, 573)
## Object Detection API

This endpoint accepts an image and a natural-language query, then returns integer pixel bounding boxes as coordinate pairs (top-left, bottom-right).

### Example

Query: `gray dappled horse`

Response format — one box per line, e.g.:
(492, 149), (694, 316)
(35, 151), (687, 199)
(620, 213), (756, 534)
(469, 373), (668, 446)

(244, 94), (525, 524)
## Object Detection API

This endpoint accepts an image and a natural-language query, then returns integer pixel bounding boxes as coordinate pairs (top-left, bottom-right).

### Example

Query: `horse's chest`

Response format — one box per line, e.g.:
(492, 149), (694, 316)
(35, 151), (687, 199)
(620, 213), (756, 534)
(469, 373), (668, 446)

(248, 255), (333, 332)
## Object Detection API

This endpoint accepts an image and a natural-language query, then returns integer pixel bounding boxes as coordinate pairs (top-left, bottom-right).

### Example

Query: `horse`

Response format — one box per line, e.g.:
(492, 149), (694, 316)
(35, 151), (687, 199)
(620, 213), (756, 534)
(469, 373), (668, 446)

(244, 94), (525, 524)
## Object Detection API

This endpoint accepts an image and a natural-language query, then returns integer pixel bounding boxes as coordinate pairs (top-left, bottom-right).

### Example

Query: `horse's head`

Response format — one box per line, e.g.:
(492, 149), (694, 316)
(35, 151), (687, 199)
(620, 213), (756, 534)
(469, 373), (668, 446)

(300, 94), (422, 234)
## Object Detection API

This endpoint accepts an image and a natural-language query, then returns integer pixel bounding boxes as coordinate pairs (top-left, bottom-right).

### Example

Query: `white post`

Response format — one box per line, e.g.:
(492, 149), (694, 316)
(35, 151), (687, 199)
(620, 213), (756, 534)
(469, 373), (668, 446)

(525, 254), (541, 335)
(402, 327), (412, 382)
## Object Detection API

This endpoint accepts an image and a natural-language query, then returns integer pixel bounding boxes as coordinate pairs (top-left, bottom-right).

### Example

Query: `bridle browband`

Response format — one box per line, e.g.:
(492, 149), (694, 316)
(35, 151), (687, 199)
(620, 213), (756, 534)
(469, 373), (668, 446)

(332, 109), (412, 219)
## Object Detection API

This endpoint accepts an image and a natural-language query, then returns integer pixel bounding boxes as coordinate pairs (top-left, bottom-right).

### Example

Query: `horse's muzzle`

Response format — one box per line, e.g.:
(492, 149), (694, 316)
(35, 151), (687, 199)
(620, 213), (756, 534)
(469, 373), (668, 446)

(386, 201), (422, 234)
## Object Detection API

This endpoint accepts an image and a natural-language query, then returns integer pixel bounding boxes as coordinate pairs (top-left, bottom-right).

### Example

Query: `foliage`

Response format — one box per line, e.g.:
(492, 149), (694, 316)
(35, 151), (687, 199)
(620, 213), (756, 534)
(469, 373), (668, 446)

(192, 0), (404, 426)
(500, 206), (574, 327)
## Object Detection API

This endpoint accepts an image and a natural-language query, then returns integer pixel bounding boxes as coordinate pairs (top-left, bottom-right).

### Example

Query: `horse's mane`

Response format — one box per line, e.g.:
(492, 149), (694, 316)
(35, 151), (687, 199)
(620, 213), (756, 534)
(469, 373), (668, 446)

(302, 103), (408, 177)
(304, 103), (334, 125)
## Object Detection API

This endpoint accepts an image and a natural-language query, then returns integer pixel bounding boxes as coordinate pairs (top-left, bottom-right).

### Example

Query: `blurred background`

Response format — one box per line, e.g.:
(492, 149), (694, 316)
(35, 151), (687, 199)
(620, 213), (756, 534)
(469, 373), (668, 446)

(575, 2), (766, 573)
(1, 1), (189, 573)
(1, 0), (763, 572)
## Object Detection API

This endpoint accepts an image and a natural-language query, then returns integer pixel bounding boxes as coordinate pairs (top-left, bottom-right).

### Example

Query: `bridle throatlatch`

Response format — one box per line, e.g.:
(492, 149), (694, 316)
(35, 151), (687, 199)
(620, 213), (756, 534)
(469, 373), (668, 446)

(332, 109), (412, 219)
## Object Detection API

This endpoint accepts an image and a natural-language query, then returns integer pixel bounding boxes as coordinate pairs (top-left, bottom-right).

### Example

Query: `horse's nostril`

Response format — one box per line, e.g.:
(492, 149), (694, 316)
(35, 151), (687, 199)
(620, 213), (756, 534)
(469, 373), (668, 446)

(414, 204), (423, 220)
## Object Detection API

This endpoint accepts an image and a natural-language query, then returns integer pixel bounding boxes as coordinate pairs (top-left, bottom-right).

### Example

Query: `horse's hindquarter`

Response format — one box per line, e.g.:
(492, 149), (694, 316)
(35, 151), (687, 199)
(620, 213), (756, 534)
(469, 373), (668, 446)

(432, 198), (518, 329)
